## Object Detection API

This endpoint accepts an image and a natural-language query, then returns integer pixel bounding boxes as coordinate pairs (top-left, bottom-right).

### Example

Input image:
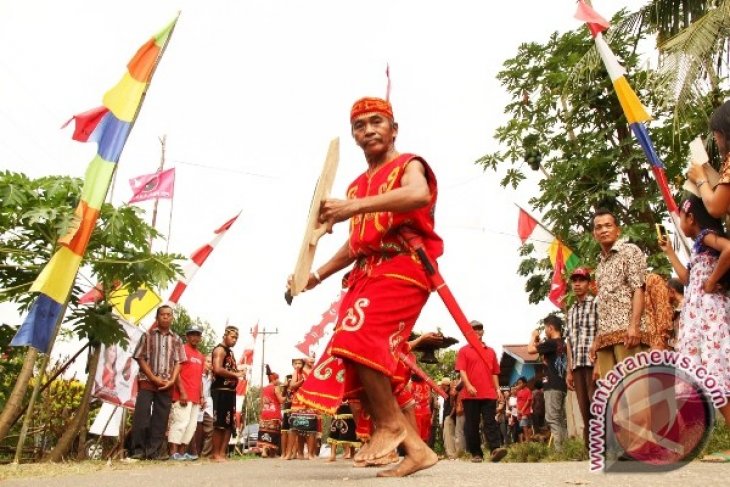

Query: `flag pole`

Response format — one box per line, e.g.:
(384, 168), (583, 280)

(165, 171), (175, 253)
(7, 14), (181, 458)
(149, 134), (167, 249)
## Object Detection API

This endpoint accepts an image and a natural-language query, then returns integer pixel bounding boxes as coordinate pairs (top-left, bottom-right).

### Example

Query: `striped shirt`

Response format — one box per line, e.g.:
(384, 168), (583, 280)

(133, 328), (186, 382)
(565, 295), (598, 369)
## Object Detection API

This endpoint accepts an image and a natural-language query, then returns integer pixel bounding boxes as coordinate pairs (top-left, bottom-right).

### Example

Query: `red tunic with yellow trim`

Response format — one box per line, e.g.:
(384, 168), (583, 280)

(329, 153), (442, 392)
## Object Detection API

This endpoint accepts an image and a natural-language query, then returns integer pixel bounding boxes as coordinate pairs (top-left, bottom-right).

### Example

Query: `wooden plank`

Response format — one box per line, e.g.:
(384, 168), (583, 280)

(286, 137), (339, 304)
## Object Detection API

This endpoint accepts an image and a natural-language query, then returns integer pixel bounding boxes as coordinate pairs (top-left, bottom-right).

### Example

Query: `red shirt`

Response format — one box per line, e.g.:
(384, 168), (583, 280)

(516, 387), (533, 418)
(455, 343), (500, 400)
(345, 154), (443, 290)
(172, 343), (204, 403)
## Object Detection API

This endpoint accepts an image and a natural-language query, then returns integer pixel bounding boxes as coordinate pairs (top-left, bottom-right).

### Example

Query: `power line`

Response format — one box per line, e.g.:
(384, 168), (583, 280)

(171, 159), (280, 180)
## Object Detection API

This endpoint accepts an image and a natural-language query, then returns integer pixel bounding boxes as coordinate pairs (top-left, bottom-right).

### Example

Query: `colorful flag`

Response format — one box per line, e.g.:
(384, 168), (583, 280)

(294, 292), (344, 356)
(128, 167), (175, 203)
(167, 213), (240, 304)
(516, 205), (580, 271)
(548, 244), (568, 308)
(574, 1), (690, 255)
(11, 18), (178, 352)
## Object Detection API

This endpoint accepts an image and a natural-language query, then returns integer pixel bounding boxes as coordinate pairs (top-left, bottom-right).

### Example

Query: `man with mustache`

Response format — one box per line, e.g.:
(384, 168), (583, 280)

(298, 97), (442, 477)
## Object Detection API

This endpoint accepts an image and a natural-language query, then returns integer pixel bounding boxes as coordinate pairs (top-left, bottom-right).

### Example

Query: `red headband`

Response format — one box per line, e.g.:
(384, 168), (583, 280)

(350, 97), (394, 123)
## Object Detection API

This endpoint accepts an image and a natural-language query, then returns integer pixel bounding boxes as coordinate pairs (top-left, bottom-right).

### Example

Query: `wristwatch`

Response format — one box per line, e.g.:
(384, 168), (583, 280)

(696, 179), (707, 189)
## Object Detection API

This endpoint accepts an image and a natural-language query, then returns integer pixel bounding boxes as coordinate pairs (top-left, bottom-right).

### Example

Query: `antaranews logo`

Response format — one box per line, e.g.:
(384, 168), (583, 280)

(588, 350), (726, 473)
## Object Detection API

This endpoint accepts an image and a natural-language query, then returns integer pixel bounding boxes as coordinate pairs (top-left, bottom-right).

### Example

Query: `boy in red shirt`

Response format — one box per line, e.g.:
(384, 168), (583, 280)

(169, 324), (206, 460)
(514, 377), (533, 442)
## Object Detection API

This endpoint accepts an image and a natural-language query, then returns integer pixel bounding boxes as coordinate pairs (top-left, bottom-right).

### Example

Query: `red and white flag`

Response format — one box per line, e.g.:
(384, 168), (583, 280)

(295, 292), (344, 356)
(128, 167), (176, 203)
(548, 244), (568, 308)
(168, 212), (240, 304)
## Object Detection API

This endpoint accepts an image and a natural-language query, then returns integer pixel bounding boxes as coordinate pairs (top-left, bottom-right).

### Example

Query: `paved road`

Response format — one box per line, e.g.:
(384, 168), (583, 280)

(2, 458), (727, 487)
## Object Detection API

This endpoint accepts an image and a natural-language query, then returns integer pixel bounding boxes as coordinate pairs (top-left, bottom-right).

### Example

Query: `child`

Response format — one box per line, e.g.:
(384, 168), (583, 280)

(514, 377), (533, 442)
(660, 194), (730, 462)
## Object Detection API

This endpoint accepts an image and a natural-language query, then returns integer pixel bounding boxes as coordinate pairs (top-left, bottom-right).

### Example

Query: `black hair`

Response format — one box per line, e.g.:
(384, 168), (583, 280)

(533, 381), (543, 390)
(681, 193), (725, 236)
(156, 305), (173, 318)
(667, 277), (685, 296)
(710, 101), (730, 152)
(592, 207), (619, 227)
(543, 314), (564, 334)
(516, 376), (527, 385)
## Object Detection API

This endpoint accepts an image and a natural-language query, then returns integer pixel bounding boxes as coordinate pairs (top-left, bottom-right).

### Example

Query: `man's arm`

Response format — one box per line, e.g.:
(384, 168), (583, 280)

(212, 347), (241, 380)
(527, 329), (540, 354)
(492, 375), (500, 396)
(625, 286), (645, 349)
(460, 370), (477, 397)
(565, 341), (575, 391)
(137, 358), (163, 388)
(319, 160), (431, 224)
(298, 242), (355, 291)
(175, 371), (188, 403)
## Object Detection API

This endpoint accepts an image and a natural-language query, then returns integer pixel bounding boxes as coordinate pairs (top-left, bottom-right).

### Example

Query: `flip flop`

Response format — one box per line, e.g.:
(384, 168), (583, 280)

(701, 451), (730, 463)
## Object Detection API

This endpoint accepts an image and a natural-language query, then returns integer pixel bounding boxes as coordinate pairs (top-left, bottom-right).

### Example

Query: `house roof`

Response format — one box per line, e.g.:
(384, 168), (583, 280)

(502, 344), (541, 364)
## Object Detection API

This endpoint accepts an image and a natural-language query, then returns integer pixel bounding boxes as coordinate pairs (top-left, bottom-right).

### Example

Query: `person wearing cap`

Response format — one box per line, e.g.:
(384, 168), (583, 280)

(168, 323), (206, 460)
(564, 266), (598, 448)
(455, 320), (506, 463)
(292, 96), (441, 477)
(129, 305), (186, 460)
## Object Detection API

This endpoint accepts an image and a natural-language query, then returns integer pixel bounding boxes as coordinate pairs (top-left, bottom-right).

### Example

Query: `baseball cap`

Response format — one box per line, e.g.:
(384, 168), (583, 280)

(570, 267), (591, 280)
(185, 324), (204, 335)
(470, 320), (484, 330)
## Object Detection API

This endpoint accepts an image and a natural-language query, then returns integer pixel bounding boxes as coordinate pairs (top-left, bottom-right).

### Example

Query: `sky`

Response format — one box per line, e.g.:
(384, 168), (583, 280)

(0, 0), (642, 384)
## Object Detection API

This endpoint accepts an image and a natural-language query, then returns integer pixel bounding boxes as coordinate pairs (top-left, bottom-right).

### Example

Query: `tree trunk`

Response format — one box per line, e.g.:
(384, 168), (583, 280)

(43, 344), (100, 462)
(0, 347), (38, 443)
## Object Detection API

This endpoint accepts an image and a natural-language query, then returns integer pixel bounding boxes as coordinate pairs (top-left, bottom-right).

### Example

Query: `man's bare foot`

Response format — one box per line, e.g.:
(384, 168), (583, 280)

(353, 450), (399, 467)
(354, 425), (405, 462)
(376, 448), (437, 478)
(210, 455), (228, 463)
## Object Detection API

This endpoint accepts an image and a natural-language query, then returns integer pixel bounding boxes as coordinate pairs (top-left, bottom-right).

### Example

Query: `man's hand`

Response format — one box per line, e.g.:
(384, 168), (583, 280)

(320, 198), (360, 225)
(566, 370), (575, 391)
(158, 380), (174, 391)
(179, 392), (189, 406)
(624, 324), (640, 349)
(531, 329), (540, 343)
(466, 384), (477, 396)
(200, 398), (206, 409)
(589, 344), (597, 363)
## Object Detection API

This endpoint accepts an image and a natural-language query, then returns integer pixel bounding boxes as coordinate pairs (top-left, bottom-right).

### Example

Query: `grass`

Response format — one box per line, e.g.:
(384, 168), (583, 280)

(503, 437), (587, 463)
(702, 419), (730, 456)
(502, 419), (730, 463)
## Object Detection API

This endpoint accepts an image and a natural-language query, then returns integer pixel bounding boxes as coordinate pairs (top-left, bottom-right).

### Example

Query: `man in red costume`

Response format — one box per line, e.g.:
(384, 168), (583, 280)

(300, 97), (441, 477)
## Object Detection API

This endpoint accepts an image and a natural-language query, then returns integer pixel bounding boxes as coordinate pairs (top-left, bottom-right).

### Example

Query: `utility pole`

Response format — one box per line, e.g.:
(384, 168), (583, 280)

(256, 327), (279, 387)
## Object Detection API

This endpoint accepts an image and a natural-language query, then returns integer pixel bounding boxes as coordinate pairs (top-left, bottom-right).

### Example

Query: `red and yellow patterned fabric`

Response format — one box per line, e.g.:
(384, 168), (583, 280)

(350, 97), (394, 123)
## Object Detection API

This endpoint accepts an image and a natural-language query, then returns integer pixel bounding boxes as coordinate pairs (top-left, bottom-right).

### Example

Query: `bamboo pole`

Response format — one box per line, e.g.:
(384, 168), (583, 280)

(149, 135), (167, 250)
(12, 298), (70, 464)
